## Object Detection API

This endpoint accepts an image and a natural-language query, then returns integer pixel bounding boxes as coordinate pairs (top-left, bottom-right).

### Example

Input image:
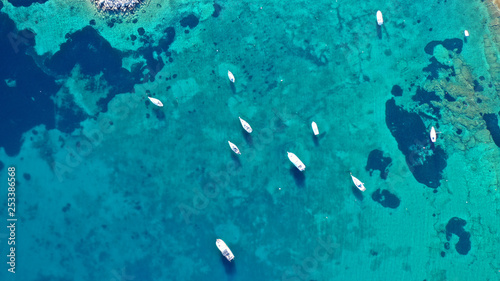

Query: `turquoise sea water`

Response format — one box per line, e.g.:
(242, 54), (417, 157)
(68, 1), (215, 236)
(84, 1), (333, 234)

(1, 0), (500, 280)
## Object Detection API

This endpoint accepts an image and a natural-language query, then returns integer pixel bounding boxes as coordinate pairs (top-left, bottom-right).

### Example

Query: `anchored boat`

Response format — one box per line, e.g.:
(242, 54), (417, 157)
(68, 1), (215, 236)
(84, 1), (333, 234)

(430, 126), (437, 143)
(228, 141), (241, 155)
(148, 96), (163, 107)
(350, 173), (366, 192)
(239, 117), (253, 133)
(311, 121), (319, 135)
(216, 239), (235, 262)
(376, 10), (383, 26)
(287, 152), (305, 171)
(228, 70), (235, 83)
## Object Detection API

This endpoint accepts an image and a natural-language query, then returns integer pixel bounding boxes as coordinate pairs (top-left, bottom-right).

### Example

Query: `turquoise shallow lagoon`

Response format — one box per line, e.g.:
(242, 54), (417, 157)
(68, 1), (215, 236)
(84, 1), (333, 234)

(0, 0), (500, 280)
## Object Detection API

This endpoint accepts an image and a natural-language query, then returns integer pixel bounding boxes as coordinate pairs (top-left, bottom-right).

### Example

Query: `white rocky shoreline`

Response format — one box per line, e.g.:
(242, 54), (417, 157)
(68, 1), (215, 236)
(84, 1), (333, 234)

(92, 0), (144, 12)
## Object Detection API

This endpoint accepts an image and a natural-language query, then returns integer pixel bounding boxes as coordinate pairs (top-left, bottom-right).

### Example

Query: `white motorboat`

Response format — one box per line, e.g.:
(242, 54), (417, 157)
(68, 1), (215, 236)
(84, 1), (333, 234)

(148, 96), (163, 107)
(350, 173), (366, 192)
(464, 30), (469, 37)
(239, 117), (253, 133)
(228, 141), (241, 155)
(376, 10), (383, 26)
(311, 121), (319, 136)
(216, 239), (234, 262)
(228, 70), (235, 83)
(430, 126), (437, 143)
(287, 152), (305, 171)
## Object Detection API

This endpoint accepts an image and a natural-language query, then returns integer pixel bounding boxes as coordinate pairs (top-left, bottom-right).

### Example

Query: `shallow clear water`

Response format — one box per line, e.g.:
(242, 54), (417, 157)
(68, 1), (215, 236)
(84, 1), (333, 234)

(1, 0), (500, 280)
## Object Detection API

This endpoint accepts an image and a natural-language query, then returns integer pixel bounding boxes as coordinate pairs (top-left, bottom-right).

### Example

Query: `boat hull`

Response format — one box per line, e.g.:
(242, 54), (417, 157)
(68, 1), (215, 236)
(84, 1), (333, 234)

(228, 141), (241, 155)
(216, 239), (235, 262)
(148, 96), (164, 107)
(288, 152), (305, 171)
(351, 174), (366, 192)
(311, 121), (319, 135)
(430, 127), (436, 143)
(239, 117), (253, 133)
(376, 11), (383, 25)
(228, 70), (235, 83)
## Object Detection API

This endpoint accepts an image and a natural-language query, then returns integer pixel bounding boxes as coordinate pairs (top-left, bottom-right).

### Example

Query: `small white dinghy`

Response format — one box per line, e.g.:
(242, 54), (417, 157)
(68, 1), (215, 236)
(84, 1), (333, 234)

(430, 126), (437, 143)
(376, 10), (383, 26)
(311, 121), (319, 136)
(287, 152), (305, 171)
(216, 239), (235, 262)
(228, 141), (241, 155)
(228, 70), (235, 83)
(464, 30), (469, 37)
(239, 117), (252, 133)
(148, 97), (164, 107)
(350, 173), (366, 192)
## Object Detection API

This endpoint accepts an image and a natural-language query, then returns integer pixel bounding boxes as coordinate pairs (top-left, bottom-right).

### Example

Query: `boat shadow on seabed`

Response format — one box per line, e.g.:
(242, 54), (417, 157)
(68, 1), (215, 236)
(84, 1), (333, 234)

(230, 82), (236, 94)
(220, 255), (236, 275)
(376, 22), (389, 40)
(312, 132), (326, 147)
(352, 185), (364, 201)
(289, 166), (305, 188)
(376, 23), (382, 39)
(242, 130), (253, 146)
(230, 152), (242, 167)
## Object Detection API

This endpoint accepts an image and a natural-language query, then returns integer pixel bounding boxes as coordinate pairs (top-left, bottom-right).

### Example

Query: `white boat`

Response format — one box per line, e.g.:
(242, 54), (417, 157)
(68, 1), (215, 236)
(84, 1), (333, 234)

(228, 70), (235, 83)
(228, 141), (241, 155)
(148, 96), (163, 107)
(350, 173), (366, 192)
(430, 126), (437, 143)
(311, 121), (319, 135)
(239, 117), (252, 133)
(376, 10), (383, 26)
(464, 30), (469, 37)
(287, 152), (305, 171)
(216, 239), (235, 262)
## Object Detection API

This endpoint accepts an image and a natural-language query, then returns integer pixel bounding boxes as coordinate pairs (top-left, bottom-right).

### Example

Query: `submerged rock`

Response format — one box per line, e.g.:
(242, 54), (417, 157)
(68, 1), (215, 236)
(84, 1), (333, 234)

(180, 14), (199, 29)
(444, 92), (456, 102)
(45, 26), (123, 76)
(423, 39), (461, 80)
(371, 189), (400, 208)
(391, 85), (403, 96)
(424, 38), (463, 55)
(212, 3), (222, 17)
(365, 149), (392, 179)
(445, 217), (471, 255)
(7, 0), (48, 7)
(412, 87), (441, 118)
(423, 56), (455, 80)
(482, 113), (500, 147)
(385, 98), (447, 188)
